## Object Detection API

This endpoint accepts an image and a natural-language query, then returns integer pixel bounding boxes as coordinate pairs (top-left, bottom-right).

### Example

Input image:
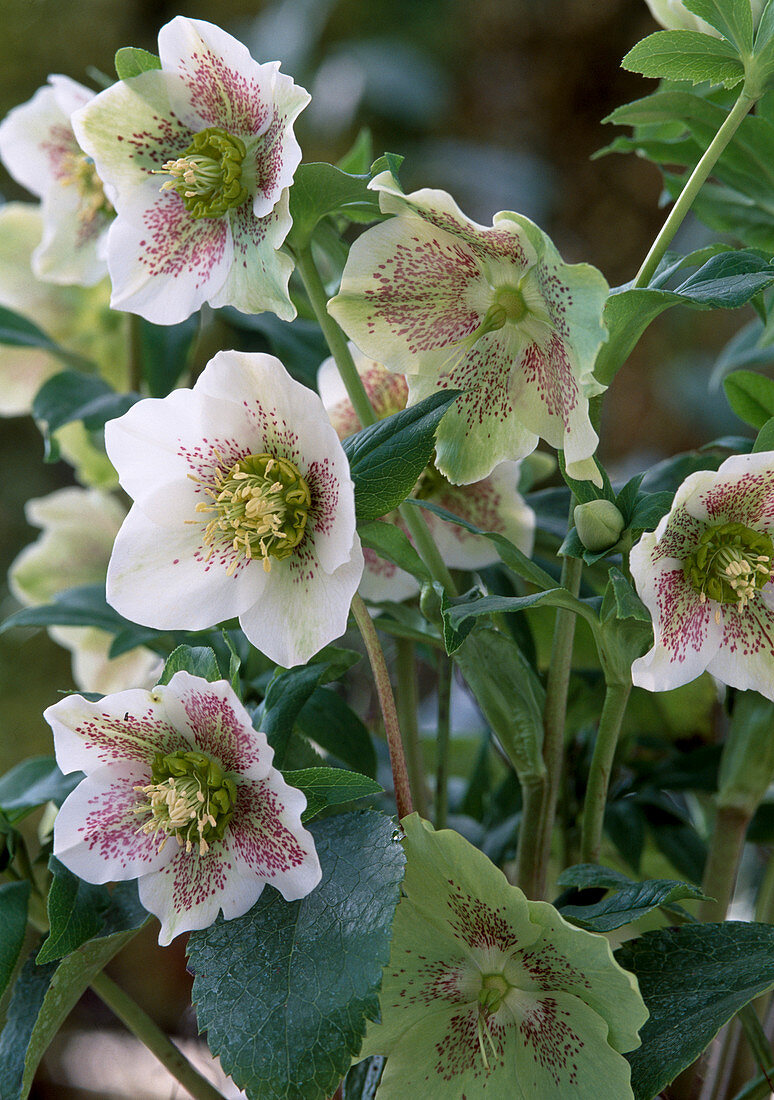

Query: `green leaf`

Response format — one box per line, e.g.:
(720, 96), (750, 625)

(138, 315), (198, 398)
(337, 129), (374, 175)
(187, 812), (405, 1100)
(617, 922), (774, 1100)
(443, 589), (599, 633)
(260, 664), (331, 768)
(296, 688), (377, 778)
(282, 767), (382, 821)
(0, 758), (79, 825)
(344, 390), (460, 523)
(0, 306), (93, 372)
(608, 566), (651, 622)
(31, 370), (138, 434)
(406, 497), (557, 590)
(0, 883), (30, 1000)
(287, 163), (382, 250)
(557, 873), (706, 932)
(753, 414), (774, 451)
(159, 644), (221, 686)
(724, 369), (774, 427)
(114, 46), (161, 80)
(343, 1057), (385, 1099)
(622, 30), (745, 88)
(1, 584), (129, 637)
(36, 859), (110, 965)
(684, 0), (754, 51)
(628, 490), (675, 532)
(358, 521), (431, 584)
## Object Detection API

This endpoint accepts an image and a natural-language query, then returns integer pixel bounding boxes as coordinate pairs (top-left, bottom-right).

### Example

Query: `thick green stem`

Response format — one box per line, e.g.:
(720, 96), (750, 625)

(90, 971), (227, 1100)
(700, 805), (750, 922)
(633, 90), (757, 289)
(515, 777), (549, 896)
(400, 504), (457, 594)
(435, 654), (452, 829)
(396, 638), (429, 817)
(352, 594), (414, 819)
(528, 550), (583, 899)
(580, 680), (632, 864)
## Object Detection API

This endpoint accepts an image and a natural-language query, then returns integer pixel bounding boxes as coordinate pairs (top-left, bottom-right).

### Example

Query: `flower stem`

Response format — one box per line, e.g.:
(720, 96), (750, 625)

(528, 549), (583, 899)
(435, 654), (453, 829)
(351, 594), (414, 819)
(699, 805), (750, 922)
(633, 90), (757, 289)
(89, 971), (227, 1100)
(396, 638), (429, 817)
(580, 680), (631, 864)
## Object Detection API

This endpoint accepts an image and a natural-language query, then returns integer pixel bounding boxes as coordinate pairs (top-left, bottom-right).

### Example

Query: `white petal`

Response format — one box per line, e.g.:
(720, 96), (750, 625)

(687, 451), (774, 532)
(359, 539), (421, 603)
(708, 595), (774, 699)
(318, 344), (409, 438)
(208, 196), (295, 319)
(0, 81), (79, 197)
(34, 183), (108, 286)
(48, 626), (162, 696)
(53, 761), (173, 883)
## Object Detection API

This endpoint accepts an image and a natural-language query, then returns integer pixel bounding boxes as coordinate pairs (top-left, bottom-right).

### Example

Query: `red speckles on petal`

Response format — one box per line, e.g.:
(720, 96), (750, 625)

(40, 123), (80, 178)
(230, 779), (309, 875)
(435, 1008), (506, 1083)
(70, 708), (183, 766)
(76, 771), (162, 872)
(516, 334), (579, 428)
(654, 568), (711, 663)
(139, 191), (229, 284)
(177, 687), (267, 773)
(446, 878), (521, 953)
(177, 47), (269, 134)
(720, 597), (774, 659)
(519, 996), (583, 1088)
(652, 505), (704, 562)
(701, 470), (774, 530)
(517, 941), (591, 993)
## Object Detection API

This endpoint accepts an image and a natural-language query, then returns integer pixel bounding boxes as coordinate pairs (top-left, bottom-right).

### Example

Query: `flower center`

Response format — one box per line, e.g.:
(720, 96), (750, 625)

(133, 748), (237, 856)
(159, 127), (248, 218)
(475, 972), (512, 1069)
(684, 520), (774, 611)
(195, 452), (312, 575)
(59, 152), (113, 226)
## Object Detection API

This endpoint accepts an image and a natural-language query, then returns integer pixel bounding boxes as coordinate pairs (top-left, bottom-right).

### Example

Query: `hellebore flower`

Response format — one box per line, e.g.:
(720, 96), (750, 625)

(359, 815), (647, 1098)
(0, 76), (113, 285)
(46, 671), (321, 944)
(328, 172), (608, 486)
(318, 345), (535, 601)
(631, 452), (774, 697)
(9, 487), (161, 695)
(105, 350), (363, 668)
(71, 17), (310, 324)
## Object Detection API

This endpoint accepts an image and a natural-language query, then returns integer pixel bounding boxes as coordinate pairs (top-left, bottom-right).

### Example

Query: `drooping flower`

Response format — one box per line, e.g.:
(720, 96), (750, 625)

(9, 487), (161, 694)
(644, 0), (765, 35)
(104, 350), (363, 668)
(0, 76), (113, 286)
(318, 345), (535, 601)
(328, 172), (609, 486)
(71, 17), (310, 325)
(631, 452), (774, 697)
(359, 814), (647, 1098)
(46, 670), (321, 944)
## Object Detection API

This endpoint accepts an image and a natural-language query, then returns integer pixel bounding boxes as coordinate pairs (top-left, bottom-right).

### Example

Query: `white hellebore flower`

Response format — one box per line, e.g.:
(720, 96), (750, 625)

(71, 17), (310, 324)
(46, 671), (321, 944)
(631, 452), (774, 697)
(0, 76), (112, 285)
(105, 351), (363, 668)
(318, 345), (535, 601)
(328, 172), (609, 487)
(644, 0), (766, 35)
(9, 487), (161, 695)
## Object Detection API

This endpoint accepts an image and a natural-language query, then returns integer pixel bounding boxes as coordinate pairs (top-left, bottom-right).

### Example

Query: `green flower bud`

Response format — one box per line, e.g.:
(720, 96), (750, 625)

(574, 500), (626, 553)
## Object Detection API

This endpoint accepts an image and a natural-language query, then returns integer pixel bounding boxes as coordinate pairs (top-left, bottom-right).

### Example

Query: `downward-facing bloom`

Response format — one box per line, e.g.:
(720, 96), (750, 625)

(318, 346), (535, 601)
(0, 76), (112, 285)
(105, 350), (363, 668)
(71, 17), (310, 324)
(631, 452), (774, 697)
(328, 172), (609, 486)
(359, 815), (647, 1098)
(9, 487), (161, 695)
(46, 671), (321, 944)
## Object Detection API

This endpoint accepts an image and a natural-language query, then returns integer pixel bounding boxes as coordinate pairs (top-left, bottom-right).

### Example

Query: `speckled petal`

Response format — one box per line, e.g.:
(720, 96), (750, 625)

(685, 452), (774, 533)
(708, 594), (774, 700)
(209, 196), (295, 319)
(48, 625), (162, 696)
(317, 345), (409, 438)
(0, 77), (86, 198)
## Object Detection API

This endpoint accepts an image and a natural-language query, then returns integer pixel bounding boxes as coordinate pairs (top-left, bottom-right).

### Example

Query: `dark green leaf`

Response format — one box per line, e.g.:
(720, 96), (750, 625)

(220, 311), (328, 390)
(1, 584), (128, 637)
(557, 863), (633, 891)
(443, 589), (598, 632)
(559, 877), (706, 932)
(296, 688), (377, 778)
(724, 369), (774, 427)
(0, 306), (93, 372)
(343, 1057), (385, 1099)
(358, 521), (431, 584)
(753, 415), (774, 452)
(36, 859), (110, 965)
(622, 30), (745, 88)
(0, 883), (30, 1000)
(617, 922), (774, 1100)
(344, 390), (460, 523)
(0, 758), (79, 824)
(260, 662), (347, 767)
(114, 46), (161, 80)
(159, 645), (221, 686)
(608, 567), (651, 622)
(138, 315), (198, 398)
(684, 0), (754, 51)
(629, 491), (675, 532)
(287, 163), (381, 250)
(188, 812), (405, 1100)
(282, 768), (382, 821)
(32, 370), (138, 434)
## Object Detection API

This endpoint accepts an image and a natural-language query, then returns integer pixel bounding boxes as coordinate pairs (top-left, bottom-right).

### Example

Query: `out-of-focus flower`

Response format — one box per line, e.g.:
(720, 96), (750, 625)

(46, 671), (321, 944)
(644, 0), (765, 35)
(631, 452), (774, 697)
(72, 17), (310, 324)
(0, 76), (113, 285)
(359, 814), (647, 1098)
(328, 172), (608, 487)
(318, 346), (535, 601)
(105, 350), (363, 668)
(9, 487), (161, 694)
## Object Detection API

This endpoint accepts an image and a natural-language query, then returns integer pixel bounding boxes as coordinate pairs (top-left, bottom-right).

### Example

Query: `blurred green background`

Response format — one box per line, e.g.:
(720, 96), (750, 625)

(0, 0), (758, 1093)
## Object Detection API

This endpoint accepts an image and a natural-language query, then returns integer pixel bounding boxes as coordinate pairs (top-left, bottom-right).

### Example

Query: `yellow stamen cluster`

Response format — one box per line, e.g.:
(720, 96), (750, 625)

(685, 520), (774, 622)
(133, 749), (236, 856)
(59, 151), (113, 226)
(156, 127), (248, 219)
(194, 452), (311, 576)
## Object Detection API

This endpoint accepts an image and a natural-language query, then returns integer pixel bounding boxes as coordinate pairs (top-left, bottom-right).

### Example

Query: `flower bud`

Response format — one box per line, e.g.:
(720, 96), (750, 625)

(574, 500), (626, 553)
